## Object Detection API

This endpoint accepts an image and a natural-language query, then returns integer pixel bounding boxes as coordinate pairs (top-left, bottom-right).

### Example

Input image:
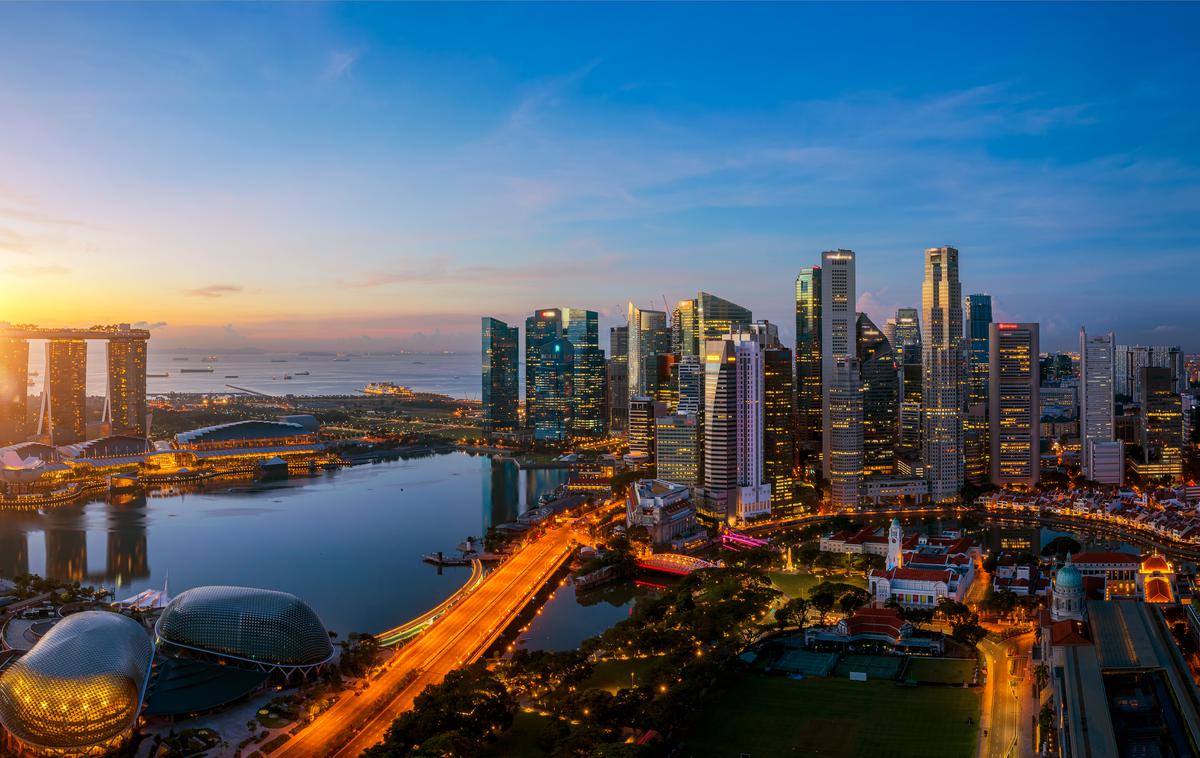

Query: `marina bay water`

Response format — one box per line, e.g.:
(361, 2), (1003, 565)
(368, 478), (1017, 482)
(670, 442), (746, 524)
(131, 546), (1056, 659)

(0, 452), (632, 646)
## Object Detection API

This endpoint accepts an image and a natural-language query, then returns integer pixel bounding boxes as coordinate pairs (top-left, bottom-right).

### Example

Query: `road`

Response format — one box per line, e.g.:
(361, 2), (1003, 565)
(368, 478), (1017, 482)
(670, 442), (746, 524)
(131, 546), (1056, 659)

(978, 635), (1033, 758)
(276, 525), (576, 758)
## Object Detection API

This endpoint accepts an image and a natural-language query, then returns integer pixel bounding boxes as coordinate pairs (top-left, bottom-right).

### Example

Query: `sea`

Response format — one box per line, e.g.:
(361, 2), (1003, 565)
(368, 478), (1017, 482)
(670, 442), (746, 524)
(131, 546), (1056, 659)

(26, 347), (482, 400)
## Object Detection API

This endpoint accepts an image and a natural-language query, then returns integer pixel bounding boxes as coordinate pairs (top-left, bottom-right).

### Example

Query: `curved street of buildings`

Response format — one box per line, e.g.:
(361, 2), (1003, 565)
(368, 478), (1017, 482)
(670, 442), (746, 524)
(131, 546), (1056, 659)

(276, 525), (576, 757)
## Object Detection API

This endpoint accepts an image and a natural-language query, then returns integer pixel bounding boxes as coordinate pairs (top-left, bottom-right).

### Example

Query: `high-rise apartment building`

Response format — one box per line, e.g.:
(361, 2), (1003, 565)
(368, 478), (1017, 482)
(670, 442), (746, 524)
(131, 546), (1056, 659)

(922, 246), (964, 502)
(103, 328), (148, 437)
(856, 313), (897, 476)
(827, 356), (864, 510)
(0, 337), (29, 446)
(794, 267), (822, 450)
(820, 250), (856, 480)
(1080, 328), (1122, 484)
(655, 413), (699, 486)
(989, 323), (1040, 487)
(38, 339), (87, 446)
(481, 317), (520, 436)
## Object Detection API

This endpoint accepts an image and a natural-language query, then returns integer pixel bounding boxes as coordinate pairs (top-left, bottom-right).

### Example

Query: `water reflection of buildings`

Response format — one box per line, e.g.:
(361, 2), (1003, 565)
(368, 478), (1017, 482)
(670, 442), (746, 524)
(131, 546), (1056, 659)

(481, 458), (568, 533)
(0, 495), (149, 587)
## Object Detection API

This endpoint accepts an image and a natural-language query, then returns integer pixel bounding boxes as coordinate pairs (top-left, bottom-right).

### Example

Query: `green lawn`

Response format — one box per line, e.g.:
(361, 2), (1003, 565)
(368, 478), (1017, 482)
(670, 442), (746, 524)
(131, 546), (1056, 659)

(905, 657), (978, 686)
(768, 571), (866, 599)
(690, 675), (979, 758)
(482, 711), (550, 757)
(583, 656), (662, 693)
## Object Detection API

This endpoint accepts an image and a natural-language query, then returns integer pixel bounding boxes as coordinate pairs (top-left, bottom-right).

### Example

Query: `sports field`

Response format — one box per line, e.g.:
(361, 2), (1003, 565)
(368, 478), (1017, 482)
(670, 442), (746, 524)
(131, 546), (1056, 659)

(905, 657), (977, 685)
(832, 653), (902, 680)
(690, 675), (979, 758)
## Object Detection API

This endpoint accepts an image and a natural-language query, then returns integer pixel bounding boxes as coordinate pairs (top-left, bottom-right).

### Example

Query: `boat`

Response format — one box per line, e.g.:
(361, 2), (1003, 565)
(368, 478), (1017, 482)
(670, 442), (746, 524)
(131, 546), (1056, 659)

(423, 552), (472, 567)
(225, 375), (238, 378)
(294, 371), (310, 376)
(333, 357), (350, 362)
(270, 358), (288, 363)
(180, 367), (214, 373)
(361, 382), (416, 398)
(148, 372), (170, 378)
(202, 355), (219, 362)
(282, 374), (293, 380)
(172, 357), (189, 361)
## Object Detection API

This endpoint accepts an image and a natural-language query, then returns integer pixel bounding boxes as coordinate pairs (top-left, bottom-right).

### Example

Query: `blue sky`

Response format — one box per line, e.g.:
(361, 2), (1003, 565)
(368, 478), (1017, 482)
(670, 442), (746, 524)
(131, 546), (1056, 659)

(1, 2), (1197, 352)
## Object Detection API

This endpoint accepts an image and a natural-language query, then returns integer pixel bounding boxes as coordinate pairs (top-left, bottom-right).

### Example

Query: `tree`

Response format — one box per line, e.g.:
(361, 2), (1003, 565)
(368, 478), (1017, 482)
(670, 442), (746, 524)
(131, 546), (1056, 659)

(775, 597), (809, 628)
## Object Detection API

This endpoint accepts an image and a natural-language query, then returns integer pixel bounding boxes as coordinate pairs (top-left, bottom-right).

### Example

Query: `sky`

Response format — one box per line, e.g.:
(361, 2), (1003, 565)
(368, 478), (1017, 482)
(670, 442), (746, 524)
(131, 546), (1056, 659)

(1, 2), (1197, 353)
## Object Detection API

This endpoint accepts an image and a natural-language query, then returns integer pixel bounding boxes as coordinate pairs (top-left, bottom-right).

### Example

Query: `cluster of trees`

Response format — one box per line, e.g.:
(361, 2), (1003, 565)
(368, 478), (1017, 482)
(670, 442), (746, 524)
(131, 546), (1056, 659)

(369, 567), (782, 756)
(774, 580), (870, 628)
(932, 599), (988, 644)
(978, 589), (1042, 622)
(6, 574), (111, 605)
(365, 665), (515, 757)
(330, 632), (380, 680)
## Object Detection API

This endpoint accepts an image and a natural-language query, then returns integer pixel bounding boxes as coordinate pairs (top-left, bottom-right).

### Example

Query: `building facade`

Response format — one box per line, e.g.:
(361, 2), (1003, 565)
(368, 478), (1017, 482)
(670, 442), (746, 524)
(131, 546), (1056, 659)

(921, 246), (964, 502)
(1080, 328), (1122, 484)
(856, 313), (897, 477)
(655, 413), (700, 486)
(820, 250), (856, 479)
(827, 355), (864, 510)
(481, 317), (520, 436)
(989, 322), (1040, 487)
(794, 266), (822, 452)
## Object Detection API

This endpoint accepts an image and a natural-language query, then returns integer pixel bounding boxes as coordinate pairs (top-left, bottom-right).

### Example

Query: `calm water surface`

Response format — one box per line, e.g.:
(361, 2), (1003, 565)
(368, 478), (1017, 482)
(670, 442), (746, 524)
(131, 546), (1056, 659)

(0, 453), (599, 638)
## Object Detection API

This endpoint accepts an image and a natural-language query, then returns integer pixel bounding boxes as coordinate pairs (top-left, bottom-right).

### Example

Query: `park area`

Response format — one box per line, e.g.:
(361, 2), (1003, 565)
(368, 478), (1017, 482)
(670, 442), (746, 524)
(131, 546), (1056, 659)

(904, 656), (978, 685)
(768, 569), (866, 599)
(690, 674), (979, 758)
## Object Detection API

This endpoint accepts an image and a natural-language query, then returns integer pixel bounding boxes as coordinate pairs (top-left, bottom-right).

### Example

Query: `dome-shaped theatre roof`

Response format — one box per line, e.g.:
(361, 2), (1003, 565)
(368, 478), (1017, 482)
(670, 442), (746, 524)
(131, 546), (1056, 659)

(156, 586), (332, 667)
(0, 611), (153, 752)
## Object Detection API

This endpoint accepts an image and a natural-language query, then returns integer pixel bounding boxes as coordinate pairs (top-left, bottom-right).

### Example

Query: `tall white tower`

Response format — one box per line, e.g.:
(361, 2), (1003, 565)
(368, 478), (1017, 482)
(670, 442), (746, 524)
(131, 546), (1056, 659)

(886, 517), (903, 571)
(921, 246), (964, 502)
(1080, 328), (1123, 484)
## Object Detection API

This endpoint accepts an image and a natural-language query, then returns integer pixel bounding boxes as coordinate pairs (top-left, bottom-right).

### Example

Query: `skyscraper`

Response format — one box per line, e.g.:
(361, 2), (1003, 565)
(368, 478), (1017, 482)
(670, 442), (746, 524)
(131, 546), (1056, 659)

(922, 246), (964, 502)
(1080, 328), (1122, 484)
(695, 292), (753, 347)
(481, 317), (520, 436)
(655, 413), (699, 486)
(38, 339), (87, 446)
(103, 327), (148, 437)
(626, 303), (669, 402)
(820, 250), (856, 480)
(794, 267), (822, 450)
(964, 295), (993, 486)
(762, 343), (797, 515)
(562, 309), (604, 436)
(1140, 366), (1183, 477)
(893, 307), (923, 451)
(989, 322), (1040, 487)
(702, 336), (770, 522)
(525, 308), (563, 433)
(608, 326), (629, 432)
(827, 356), (864, 510)
(676, 299), (698, 357)
(628, 396), (659, 458)
(0, 337), (29, 446)
(856, 313), (897, 476)
(533, 337), (573, 441)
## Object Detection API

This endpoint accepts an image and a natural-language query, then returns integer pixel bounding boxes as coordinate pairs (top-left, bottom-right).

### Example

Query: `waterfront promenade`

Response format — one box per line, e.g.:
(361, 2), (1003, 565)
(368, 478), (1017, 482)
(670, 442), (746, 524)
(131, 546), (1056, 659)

(275, 524), (576, 757)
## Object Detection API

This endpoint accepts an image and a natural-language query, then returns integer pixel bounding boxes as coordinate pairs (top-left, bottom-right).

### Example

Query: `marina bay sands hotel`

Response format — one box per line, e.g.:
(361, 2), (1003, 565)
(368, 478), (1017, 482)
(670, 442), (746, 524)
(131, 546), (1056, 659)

(0, 323), (150, 447)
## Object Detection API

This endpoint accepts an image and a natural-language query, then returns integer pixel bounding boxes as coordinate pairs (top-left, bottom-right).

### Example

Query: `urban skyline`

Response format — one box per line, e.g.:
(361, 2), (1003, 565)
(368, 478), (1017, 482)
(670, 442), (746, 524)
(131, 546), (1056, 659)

(2, 3), (1199, 352)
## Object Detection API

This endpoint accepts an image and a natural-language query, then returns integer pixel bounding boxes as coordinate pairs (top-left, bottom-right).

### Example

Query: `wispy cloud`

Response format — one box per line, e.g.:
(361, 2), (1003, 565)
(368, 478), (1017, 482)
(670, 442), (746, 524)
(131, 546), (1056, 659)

(4, 263), (70, 276)
(321, 48), (364, 83)
(133, 320), (168, 329)
(184, 284), (243, 298)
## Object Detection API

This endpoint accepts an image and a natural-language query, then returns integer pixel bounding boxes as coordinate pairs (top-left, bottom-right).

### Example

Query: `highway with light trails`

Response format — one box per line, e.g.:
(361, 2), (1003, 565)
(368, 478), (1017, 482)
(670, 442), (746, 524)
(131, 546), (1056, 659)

(276, 524), (576, 757)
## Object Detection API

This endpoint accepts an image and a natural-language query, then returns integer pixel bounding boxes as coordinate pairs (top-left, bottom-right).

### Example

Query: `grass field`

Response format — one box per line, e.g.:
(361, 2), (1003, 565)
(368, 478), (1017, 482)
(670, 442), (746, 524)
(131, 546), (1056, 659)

(690, 675), (979, 758)
(832, 654), (903, 680)
(583, 656), (662, 693)
(768, 571), (867, 599)
(905, 657), (977, 685)
(482, 711), (550, 757)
